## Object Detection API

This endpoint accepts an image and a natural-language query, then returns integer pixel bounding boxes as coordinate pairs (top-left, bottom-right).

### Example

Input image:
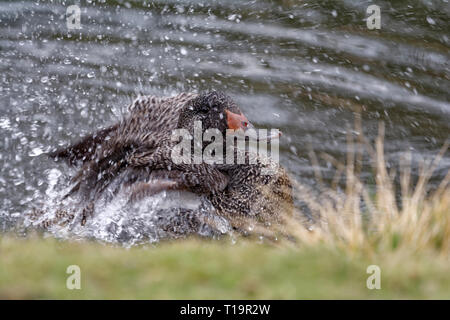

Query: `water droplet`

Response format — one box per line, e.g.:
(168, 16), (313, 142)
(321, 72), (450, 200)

(426, 16), (436, 25)
(29, 147), (44, 157)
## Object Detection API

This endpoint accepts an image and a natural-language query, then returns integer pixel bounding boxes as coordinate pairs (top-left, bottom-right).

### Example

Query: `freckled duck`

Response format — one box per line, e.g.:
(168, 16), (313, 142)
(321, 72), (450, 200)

(49, 91), (293, 232)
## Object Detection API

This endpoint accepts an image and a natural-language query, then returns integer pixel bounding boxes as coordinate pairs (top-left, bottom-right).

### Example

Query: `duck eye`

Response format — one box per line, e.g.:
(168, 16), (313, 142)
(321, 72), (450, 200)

(199, 105), (210, 113)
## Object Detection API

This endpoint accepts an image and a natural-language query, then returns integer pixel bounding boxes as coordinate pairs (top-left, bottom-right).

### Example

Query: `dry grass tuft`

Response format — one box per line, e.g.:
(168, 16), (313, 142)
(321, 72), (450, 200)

(265, 120), (450, 258)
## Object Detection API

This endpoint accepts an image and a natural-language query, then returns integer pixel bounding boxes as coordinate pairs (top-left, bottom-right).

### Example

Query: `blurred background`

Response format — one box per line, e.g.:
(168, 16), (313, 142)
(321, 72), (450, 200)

(0, 0), (449, 232)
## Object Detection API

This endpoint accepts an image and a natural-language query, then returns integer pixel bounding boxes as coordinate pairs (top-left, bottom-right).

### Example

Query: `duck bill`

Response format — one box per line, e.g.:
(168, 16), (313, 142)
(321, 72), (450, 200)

(225, 109), (282, 141)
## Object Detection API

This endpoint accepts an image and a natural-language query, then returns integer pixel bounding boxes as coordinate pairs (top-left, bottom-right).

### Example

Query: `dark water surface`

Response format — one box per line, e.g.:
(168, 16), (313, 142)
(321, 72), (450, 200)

(0, 0), (449, 233)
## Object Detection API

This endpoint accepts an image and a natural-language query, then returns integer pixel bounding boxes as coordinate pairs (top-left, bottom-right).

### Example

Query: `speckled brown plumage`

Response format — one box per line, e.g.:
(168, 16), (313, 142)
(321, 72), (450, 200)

(49, 91), (293, 232)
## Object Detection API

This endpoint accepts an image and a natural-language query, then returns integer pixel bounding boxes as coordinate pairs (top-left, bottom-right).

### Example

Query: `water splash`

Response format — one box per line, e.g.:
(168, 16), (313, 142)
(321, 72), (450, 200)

(25, 169), (232, 246)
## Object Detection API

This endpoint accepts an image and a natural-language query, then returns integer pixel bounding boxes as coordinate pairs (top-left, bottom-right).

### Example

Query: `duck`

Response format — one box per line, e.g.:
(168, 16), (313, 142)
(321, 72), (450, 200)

(48, 91), (293, 234)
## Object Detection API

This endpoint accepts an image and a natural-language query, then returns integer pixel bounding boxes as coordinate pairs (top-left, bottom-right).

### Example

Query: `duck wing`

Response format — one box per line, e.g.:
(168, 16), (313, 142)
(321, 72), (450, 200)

(49, 92), (196, 166)
(125, 167), (229, 203)
(127, 143), (230, 195)
(48, 123), (119, 165)
(61, 93), (198, 201)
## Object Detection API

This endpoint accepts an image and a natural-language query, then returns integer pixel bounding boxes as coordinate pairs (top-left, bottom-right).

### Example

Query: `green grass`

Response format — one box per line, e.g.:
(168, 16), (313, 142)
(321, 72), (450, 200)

(1, 236), (449, 299)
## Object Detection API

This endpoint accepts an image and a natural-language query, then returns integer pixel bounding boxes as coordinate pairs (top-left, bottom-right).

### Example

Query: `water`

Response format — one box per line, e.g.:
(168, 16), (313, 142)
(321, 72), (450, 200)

(0, 0), (449, 242)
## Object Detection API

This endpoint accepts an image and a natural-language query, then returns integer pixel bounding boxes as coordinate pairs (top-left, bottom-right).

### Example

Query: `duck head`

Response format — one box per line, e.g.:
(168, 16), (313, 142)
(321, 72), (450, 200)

(177, 91), (281, 141)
